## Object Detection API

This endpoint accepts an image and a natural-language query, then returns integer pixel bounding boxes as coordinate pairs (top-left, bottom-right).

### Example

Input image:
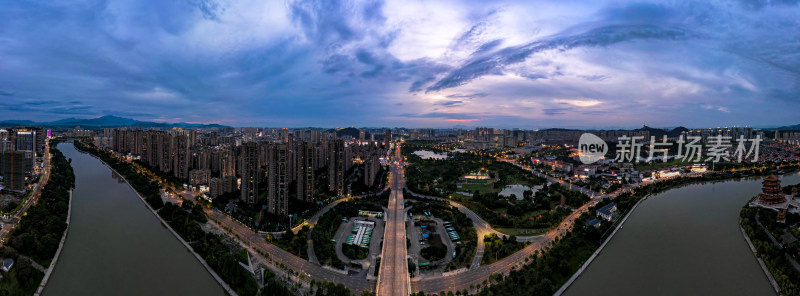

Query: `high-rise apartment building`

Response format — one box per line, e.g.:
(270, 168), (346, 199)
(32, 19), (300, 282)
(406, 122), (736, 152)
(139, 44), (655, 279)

(172, 134), (190, 180)
(267, 144), (289, 215)
(296, 141), (315, 202)
(14, 129), (35, 152)
(328, 140), (345, 196)
(14, 129), (35, 172)
(222, 152), (237, 178)
(240, 142), (260, 204)
(364, 153), (380, 187)
(1, 151), (27, 192)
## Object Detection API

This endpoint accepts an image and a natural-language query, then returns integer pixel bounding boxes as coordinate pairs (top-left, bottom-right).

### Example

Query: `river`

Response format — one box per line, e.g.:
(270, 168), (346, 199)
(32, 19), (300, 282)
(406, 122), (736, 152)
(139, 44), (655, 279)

(42, 143), (225, 296)
(563, 172), (800, 296)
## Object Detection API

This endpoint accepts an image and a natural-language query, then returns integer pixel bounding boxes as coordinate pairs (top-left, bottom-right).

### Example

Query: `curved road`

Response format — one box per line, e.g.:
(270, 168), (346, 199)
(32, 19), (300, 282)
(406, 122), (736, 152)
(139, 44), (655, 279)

(407, 156), (688, 294)
(400, 154), (608, 294)
(410, 194), (601, 294)
(125, 139), (619, 295)
(207, 208), (376, 293)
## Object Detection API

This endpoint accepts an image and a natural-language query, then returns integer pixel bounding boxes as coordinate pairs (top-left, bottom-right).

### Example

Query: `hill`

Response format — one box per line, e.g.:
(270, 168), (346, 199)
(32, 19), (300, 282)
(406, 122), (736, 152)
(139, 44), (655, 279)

(0, 115), (229, 129)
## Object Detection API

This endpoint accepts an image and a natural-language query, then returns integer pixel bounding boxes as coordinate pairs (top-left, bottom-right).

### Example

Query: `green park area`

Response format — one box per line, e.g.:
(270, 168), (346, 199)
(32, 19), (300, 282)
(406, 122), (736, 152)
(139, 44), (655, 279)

(268, 226), (310, 260)
(740, 195), (800, 295)
(453, 175), (691, 296)
(403, 150), (589, 232)
(481, 233), (527, 265)
(403, 150), (543, 196)
(0, 144), (74, 296)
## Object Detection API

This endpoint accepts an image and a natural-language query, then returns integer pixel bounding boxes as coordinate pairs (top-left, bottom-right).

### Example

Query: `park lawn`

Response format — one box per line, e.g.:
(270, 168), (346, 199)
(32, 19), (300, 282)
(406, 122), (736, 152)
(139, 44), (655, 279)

(452, 192), (473, 199)
(495, 227), (548, 237)
(458, 183), (500, 195)
(502, 173), (540, 187)
(522, 209), (549, 220)
(494, 207), (548, 219)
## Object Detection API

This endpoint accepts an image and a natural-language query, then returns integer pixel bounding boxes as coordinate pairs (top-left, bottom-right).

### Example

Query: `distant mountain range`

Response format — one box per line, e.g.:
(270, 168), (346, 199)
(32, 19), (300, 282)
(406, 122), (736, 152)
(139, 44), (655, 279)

(0, 115), (229, 129)
(775, 124), (800, 131)
(2, 115), (797, 131)
(540, 126), (689, 137)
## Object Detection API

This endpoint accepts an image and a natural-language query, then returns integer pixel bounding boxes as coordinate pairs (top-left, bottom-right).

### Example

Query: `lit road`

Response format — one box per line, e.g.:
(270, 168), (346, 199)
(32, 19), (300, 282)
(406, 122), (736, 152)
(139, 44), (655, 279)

(0, 139), (52, 243)
(206, 208), (377, 294)
(376, 143), (410, 296)
(407, 157), (672, 294)
(397, 154), (605, 294)
(111, 146), (379, 294)
(410, 195), (600, 294)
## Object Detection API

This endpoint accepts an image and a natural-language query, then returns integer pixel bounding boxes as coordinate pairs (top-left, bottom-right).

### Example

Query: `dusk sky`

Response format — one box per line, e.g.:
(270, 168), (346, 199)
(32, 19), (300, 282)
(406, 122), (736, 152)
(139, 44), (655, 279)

(1, 0), (799, 128)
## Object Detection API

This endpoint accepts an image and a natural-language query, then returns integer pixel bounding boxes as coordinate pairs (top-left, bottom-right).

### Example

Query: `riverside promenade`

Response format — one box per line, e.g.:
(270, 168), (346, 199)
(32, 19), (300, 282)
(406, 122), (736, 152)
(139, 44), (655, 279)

(82, 150), (237, 296)
(34, 190), (73, 296)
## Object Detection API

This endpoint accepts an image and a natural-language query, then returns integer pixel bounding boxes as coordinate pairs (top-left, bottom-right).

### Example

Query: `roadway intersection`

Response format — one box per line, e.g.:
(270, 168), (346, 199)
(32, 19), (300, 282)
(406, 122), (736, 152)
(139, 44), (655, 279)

(126, 141), (618, 295)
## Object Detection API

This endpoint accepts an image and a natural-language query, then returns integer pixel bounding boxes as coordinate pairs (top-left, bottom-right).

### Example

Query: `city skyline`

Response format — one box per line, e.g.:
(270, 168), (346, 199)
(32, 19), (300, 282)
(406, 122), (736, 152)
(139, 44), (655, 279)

(3, 114), (800, 130)
(2, 0), (800, 128)
(2, 1), (800, 295)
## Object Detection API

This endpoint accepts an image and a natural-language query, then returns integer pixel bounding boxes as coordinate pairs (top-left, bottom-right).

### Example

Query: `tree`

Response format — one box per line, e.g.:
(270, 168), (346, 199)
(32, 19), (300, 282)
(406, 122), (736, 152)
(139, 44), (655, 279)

(408, 260), (417, 275)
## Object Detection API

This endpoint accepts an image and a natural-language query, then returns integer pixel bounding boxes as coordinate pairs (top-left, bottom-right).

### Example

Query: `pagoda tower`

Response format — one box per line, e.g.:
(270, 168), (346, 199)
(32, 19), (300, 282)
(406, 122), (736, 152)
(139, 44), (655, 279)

(759, 175), (786, 204)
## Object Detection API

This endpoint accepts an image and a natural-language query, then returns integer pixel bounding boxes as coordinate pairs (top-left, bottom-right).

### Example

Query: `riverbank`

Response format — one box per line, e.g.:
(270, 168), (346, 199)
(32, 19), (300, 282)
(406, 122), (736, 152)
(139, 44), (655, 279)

(739, 201), (800, 295)
(560, 172), (800, 296)
(79, 146), (237, 296)
(553, 193), (649, 296)
(0, 144), (74, 296)
(33, 190), (72, 296)
(739, 214), (782, 295)
(555, 174), (773, 295)
(475, 169), (796, 296)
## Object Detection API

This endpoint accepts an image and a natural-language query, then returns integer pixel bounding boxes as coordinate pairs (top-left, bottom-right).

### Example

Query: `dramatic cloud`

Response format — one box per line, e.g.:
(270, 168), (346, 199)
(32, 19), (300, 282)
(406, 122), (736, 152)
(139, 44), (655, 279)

(1, 0), (799, 128)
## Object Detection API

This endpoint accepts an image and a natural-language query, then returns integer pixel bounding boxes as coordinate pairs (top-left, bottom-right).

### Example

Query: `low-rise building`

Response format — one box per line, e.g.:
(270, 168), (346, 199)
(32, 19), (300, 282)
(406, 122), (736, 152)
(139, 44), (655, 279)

(596, 202), (618, 221)
(2, 258), (13, 272)
(585, 218), (602, 228)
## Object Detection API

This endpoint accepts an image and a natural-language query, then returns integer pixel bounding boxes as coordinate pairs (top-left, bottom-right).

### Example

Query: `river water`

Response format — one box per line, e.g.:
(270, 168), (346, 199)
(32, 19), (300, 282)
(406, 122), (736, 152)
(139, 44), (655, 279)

(564, 172), (800, 296)
(42, 143), (224, 296)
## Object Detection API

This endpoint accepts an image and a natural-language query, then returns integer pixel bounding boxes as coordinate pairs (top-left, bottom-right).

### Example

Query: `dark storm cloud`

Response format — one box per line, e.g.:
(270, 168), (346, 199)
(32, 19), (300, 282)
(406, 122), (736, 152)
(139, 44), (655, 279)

(436, 100), (463, 107)
(0, 0), (798, 128)
(398, 112), (481, 119)
(446, 93), (488, 99)
(427, 24), (697, 92)
(543, 108), (570, 116)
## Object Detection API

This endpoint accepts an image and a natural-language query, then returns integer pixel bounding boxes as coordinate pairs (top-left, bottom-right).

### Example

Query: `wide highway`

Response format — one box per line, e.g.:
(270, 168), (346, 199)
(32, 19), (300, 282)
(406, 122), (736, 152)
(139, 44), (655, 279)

(376, 143), (410, 296)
